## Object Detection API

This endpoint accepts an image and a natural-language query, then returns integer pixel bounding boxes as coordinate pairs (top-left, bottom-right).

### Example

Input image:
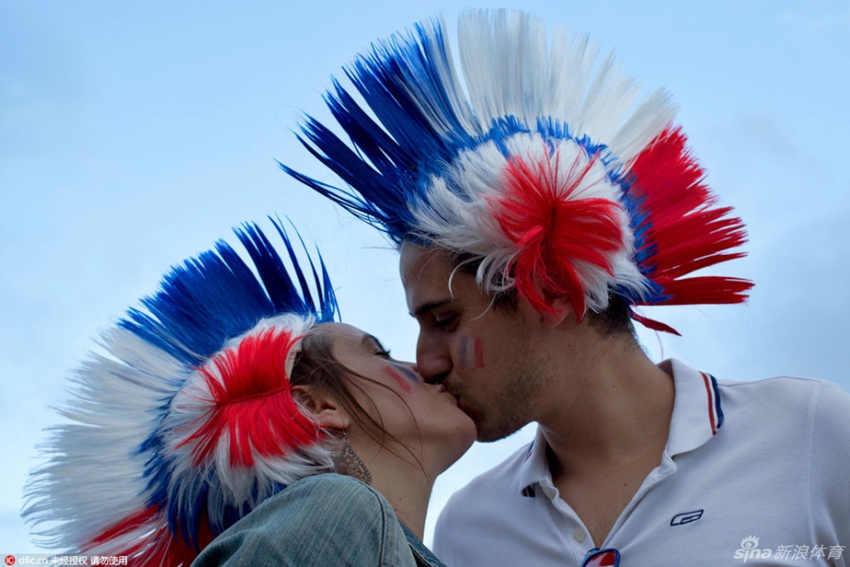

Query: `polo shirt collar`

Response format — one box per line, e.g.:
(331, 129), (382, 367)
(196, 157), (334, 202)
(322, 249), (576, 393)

(517, 359), (724, 496)
(663, 358), (724, 457)
(517, 427), (551, 496)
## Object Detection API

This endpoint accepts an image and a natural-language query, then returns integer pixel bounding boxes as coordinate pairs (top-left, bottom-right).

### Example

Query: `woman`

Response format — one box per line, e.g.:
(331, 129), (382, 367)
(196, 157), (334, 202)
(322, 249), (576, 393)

(23, 219), (475, 566)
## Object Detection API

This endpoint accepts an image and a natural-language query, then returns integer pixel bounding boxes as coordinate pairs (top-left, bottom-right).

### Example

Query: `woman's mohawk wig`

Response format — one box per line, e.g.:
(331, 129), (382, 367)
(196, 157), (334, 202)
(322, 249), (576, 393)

(281, 10), (753, 333)
(24, 219), (339, 565)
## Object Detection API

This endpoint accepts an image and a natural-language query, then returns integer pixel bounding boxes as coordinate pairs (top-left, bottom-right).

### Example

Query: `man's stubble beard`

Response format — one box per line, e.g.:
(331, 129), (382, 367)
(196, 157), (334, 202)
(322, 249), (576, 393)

(476, 331), (549, 443)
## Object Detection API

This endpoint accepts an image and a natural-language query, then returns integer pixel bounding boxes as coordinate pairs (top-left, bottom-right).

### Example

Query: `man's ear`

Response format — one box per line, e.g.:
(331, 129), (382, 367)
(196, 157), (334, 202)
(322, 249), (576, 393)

(539, 295), (572, 327)
(291, 385), (348, 430)
(524, 281), (574, 327)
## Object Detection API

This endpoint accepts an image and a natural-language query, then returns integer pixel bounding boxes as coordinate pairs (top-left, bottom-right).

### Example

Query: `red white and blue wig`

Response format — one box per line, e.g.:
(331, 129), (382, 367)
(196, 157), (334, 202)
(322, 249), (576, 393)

(24, 219), (339, 565)
(282, 10), (753, 333)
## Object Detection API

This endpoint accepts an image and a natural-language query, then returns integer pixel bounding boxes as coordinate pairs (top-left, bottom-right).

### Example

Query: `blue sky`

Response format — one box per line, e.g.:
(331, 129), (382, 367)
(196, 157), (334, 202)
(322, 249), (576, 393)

(2, 0), (849, 553)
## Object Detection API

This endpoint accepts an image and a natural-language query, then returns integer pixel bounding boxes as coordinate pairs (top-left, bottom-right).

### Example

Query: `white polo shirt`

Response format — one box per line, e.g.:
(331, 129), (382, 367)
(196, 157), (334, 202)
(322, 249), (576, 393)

(433, 359), (850, 566)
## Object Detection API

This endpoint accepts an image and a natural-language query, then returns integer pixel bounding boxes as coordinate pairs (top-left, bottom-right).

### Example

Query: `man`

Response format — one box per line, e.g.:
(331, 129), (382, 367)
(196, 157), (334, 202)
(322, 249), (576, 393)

(399, 240), (677, 548)
(284, 11), (850, 565)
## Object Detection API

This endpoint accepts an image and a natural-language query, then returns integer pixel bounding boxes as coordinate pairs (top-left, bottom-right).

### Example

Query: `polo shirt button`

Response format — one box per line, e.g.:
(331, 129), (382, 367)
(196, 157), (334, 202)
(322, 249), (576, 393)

(573, 527), (586, 543)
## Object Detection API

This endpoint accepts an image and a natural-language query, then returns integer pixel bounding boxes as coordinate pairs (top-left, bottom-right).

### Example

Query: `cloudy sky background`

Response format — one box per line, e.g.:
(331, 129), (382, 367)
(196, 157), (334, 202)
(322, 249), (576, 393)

(2, 0), (849, 553)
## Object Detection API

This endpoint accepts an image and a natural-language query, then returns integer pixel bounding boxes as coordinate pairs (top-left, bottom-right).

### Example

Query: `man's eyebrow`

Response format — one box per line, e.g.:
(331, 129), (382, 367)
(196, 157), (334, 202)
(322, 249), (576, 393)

(410, 298), (453, 318)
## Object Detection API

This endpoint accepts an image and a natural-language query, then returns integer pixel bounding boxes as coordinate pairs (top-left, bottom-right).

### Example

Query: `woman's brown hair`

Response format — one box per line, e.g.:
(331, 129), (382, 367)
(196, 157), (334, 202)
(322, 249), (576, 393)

(289, 326), (426, 475)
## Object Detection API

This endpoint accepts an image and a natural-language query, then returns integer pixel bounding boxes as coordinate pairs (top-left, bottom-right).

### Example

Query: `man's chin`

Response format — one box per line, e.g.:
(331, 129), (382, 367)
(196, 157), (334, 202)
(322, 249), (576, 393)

(457, 404), (493, 442)
(474, 416), (530, 443)
(474, 420), (509, 443)
(457, 401), (520, 442)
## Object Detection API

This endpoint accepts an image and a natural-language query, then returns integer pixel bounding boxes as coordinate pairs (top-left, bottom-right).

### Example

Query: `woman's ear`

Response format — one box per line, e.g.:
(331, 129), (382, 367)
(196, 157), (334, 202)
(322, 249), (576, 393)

(291, 385), (348, 430)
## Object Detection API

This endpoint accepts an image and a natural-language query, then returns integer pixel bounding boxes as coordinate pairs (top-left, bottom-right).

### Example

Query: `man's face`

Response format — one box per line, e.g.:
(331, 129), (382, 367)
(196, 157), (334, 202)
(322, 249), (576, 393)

(399, 241), (549, 442)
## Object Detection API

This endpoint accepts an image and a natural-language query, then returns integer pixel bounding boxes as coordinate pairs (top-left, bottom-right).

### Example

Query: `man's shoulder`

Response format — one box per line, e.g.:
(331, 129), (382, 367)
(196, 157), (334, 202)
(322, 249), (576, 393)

(718, 373), (833, 392)
(713, 374), (850, 457)
(714, 375), (850, 536)
(718, 374), (850, 414)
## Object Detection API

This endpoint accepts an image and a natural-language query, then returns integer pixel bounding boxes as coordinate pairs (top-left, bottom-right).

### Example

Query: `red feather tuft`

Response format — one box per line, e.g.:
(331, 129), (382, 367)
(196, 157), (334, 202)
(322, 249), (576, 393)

(84, 506), (155, 554)
(630, 127), (754, 306)
(181, 328), (321, 467)
(84, 506), (214, 566)
(630, 311), (682, 336)
(494, 151), (625, 318)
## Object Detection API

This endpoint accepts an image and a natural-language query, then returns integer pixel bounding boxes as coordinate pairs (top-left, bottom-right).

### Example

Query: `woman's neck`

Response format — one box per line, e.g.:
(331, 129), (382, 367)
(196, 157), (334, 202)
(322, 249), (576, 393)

(365, 453), (435, 540)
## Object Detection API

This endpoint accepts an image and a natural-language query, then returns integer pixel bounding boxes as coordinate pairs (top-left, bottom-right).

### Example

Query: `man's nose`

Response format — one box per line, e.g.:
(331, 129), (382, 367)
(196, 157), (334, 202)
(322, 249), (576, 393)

(416, 333), (452, 384)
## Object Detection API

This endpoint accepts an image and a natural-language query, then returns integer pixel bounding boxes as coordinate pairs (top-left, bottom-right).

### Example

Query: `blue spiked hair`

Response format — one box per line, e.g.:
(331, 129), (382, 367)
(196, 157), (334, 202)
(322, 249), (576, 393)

(279, 12), (674, 244)
(121, 219), (338, 366)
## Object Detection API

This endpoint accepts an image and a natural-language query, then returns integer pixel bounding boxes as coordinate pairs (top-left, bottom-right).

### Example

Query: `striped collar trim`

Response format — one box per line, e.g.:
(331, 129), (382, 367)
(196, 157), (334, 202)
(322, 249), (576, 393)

(664, 359), (724, 456)
(517, 428), (552, 497)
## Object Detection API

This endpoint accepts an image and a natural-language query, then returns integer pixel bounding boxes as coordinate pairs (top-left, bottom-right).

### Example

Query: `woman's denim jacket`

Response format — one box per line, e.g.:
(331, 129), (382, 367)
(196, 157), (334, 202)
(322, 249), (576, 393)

(193, 473), (446, 566)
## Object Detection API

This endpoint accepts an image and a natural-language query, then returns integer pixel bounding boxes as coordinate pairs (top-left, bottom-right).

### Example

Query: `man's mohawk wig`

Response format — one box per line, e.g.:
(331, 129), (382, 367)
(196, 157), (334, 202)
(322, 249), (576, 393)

(281, 10), (753, 334)
(24, 219), (339, 565)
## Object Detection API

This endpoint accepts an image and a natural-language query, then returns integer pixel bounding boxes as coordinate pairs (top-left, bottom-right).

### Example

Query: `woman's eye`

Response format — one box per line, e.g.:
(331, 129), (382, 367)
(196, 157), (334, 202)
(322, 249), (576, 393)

(376, 348), (392, 358)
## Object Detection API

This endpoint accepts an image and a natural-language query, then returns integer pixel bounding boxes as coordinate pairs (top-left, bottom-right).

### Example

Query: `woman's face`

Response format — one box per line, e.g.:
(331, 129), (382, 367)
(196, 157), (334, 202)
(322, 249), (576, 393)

(319, 322), (476, 473)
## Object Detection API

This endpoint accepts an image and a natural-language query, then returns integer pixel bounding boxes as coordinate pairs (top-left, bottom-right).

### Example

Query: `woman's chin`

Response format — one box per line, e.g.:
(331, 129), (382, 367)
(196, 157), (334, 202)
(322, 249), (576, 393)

(433, 421), (477, 474)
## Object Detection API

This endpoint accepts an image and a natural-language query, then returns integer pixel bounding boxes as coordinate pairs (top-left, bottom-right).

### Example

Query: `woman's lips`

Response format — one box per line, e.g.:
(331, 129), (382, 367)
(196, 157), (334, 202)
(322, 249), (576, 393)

(438, 383), (461, 405)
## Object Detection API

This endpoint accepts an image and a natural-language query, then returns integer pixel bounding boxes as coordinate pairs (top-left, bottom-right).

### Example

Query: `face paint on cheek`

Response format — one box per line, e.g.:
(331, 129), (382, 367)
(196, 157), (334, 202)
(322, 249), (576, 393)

(390, 361), (420, 384)
(458, 336), (469, 370)
(383, 366), (412, 393)
(474, 338), (485, 369)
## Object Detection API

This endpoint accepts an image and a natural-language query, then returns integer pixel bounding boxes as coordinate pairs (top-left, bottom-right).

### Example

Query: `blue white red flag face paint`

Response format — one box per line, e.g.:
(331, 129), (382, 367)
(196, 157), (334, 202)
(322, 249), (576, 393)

(390, 361), (421, 382)
(458, 336), (469, 370)
(382, 362), (420, 394)
(333, 329), (423, 395)
(458, 336), (485, 370)
(474, 339), (484, 369)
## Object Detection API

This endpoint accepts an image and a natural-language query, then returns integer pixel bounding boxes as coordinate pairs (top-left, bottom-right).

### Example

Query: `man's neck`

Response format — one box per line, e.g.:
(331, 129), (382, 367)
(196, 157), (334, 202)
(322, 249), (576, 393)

(535, 337), (675, 544)
(541, 350), (674, 466)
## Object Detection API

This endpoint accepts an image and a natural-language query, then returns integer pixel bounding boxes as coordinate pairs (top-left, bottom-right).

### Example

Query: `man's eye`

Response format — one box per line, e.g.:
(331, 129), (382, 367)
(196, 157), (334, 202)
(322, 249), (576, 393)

(376, 348), (392, 358)
(434, 313), (458, 329)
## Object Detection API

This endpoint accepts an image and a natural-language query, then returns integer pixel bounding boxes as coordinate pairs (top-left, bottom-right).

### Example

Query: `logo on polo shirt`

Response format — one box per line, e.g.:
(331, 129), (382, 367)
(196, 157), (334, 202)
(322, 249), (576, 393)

(670, 510), (703, 525)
